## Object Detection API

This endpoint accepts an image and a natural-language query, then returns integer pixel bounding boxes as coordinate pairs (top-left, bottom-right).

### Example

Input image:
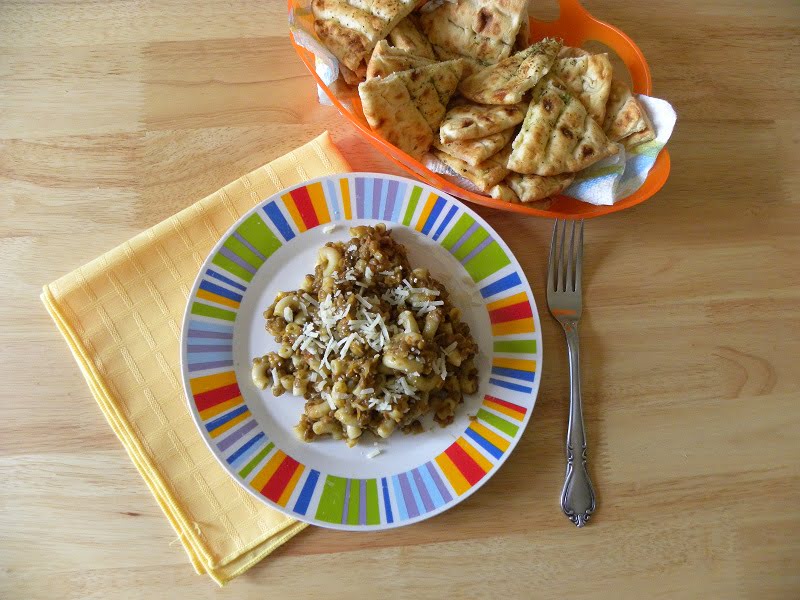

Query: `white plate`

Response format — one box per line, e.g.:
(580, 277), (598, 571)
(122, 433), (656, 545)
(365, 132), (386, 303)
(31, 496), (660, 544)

(181, 173), (542, 530)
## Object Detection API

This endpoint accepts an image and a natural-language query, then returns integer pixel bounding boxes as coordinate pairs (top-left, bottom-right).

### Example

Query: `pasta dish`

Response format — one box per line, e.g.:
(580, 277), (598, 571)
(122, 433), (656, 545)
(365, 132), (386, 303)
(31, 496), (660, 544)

(251, 224), (478, 447)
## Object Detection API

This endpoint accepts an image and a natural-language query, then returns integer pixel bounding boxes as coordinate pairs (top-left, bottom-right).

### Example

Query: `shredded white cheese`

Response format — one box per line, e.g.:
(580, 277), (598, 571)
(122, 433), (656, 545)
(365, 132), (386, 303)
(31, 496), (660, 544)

(322, 223), (337, 234)
(283, 307), (293, 322)
(366, 448), (382, 459)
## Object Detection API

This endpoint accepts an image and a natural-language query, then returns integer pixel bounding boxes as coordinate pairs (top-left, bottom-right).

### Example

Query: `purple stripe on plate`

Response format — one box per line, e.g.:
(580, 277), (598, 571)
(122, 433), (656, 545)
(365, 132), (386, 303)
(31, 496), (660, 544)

(398, 472), (419, 519)
(188, 329), (233, 340)
(412, 469), (434, 512)
(187, 359), (233, 372)
(187, 344), (233, 353)
(356, 178), (365, 219)
(232, 232), (267, 262)
(218, 419), (258, 451)
(426, 461), (452, 503)
(383, 180), (398, 220)
(359, 479), (367, 525)
(460, 235), (493, 265)
(219, 247), (257, 274)
(449, 222), (480, 255)
(342, 478), (351, 524)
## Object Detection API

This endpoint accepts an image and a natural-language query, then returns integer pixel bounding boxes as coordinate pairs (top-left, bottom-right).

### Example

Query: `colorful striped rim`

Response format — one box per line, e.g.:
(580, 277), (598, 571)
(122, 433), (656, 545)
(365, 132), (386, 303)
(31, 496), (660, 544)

(181, 173), (542, 530)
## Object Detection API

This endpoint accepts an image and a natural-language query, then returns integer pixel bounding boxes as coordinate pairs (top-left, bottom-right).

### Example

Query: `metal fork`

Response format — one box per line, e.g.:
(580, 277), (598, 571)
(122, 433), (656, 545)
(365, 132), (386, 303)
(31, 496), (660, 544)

(547, 219), (596, 527)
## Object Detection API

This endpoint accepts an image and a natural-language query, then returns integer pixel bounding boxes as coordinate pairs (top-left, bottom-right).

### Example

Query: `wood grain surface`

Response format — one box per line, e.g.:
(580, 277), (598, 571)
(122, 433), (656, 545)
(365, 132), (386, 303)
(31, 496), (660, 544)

(2, 1), (799, 598)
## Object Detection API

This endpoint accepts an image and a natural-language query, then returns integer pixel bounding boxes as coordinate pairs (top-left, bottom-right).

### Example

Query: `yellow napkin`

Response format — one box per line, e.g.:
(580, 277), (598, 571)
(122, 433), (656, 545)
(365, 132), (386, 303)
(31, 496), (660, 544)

(41, 132), (350, 585)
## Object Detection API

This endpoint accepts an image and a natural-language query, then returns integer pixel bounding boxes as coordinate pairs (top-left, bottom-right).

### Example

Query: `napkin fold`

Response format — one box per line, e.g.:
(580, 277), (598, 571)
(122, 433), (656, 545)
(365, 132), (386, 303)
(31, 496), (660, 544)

(41, 131), (350, 585)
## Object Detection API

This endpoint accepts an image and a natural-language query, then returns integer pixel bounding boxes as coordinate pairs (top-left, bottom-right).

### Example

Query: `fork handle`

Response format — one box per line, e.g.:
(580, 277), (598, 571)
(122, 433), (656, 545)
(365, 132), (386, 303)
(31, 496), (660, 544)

(560, 323), (596, 527)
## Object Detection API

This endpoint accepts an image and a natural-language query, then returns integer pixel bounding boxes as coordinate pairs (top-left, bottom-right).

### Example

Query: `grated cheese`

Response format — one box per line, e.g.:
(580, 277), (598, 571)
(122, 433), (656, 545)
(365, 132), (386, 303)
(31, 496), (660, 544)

(366, 448), (382, 459)
(283, 307), (293, 322)
(322, 224), (337, 234)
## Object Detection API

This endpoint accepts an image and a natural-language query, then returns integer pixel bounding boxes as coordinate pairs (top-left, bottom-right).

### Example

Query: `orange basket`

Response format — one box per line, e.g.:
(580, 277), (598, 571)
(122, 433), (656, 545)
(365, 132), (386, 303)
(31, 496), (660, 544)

(288, 0), (671, 219)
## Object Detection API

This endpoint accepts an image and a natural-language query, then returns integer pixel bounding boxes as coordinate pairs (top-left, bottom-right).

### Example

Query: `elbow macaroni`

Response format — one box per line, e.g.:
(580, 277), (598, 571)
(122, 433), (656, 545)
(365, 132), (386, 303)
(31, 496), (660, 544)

(251, 225), (479, 447)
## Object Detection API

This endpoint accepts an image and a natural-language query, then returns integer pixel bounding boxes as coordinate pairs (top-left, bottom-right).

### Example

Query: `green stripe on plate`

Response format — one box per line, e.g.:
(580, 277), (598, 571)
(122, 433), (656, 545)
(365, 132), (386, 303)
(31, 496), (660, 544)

(315, 475), (347, 523)
(211, 252), (254, 282)
(453, 228), (489, 261)
(223, 236), (263, 270)
(477, 409), (519, 437)
(236, 213), (282, 259)
(366, 479), (380, 525)
(493, 339), (537, 354)
(191, 302), (236, 322)
(239, 443), (274, 478)
(440, 214), (475, 250)
(464, 241), (511, 282)
(347, 479), (359, 525)
(402, 186), (423, 226)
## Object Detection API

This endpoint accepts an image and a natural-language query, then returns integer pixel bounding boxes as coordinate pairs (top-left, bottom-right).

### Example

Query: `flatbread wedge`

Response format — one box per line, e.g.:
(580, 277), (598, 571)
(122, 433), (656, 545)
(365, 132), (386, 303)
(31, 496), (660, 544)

(602, 79), (651, 141)
(434, 142), (512, 192)
(419, 0), (529, 63)
(505, 172), (574, 202)
(508, 75), (619, 176)
(553, 53), (613, 123)
(434, 127), (515, 166)
(621, 117), (656, 149)
(558, 46), (590, 59)
(489, 182), (520, 203)
(312, 0), (417, 72)
(459, 38), (562, 105)
(430, 44), (487, 78)
(359, 60), (464, 159)
(340, 61), (367, 85)
(366, 40), (436, 80)
(387, 15), (435, 59)
(439, 102), (527, 142)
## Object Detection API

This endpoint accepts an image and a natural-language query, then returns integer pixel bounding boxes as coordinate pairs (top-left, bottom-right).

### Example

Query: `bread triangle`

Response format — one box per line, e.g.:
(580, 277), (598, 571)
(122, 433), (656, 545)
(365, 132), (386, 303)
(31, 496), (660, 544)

(553, 53), (613, 123)
(359, 60), (464, 159)
(508, 75), (618, 176)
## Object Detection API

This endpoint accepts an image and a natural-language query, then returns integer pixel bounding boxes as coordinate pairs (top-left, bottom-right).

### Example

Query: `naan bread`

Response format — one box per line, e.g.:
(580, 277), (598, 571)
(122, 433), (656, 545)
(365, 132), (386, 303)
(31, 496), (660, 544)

(558, 46), (590, 59)
(434, 142), (511, 191)
(359, 60), (464, 159)
(340, 61), (367, 85)
(505, 172), (574, 202)
(459, 38), (561, 104)
(387, 15), (435, 59)
(602, 79), (650, 141)
(366, 40), (436, 80)
(430, 44), (487, 78)
(434, 127), (515, 166)
(513, 1), (530, 51)
(508, 75), (619, 175)
(312, 0), (417, 71)
(489, 182), (520, 202)
(419, 0), (529, 63)
(439, 102), (526, 142)
(553, 53), (613, 123)
(621, 118), (656, 149)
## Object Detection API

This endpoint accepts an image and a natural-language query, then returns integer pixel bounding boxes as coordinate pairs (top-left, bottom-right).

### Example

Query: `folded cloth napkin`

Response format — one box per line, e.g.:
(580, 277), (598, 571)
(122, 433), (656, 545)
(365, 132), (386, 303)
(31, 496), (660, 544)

(41, 131), (350, 585)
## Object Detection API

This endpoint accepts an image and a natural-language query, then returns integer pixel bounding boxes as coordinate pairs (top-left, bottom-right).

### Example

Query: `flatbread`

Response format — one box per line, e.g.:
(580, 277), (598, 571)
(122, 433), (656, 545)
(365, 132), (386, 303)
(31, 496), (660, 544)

(489, 182), (520, 202)
(505, 172), (574, 202)
(419, 0), (529, 63)
(459, 38), (561, 105)
(366, 40), (436, 80)
(340, 61), (367, 85)
(434, 142), (511, 192)
(558, 46), (590, 59)
(508, 75), (619, 175)
(358, 60), (464, 159)
(621, 117), (656, 149)
(312, 0), (417, 71)
(439, 102), (526, 142)
(553, 53), (613, 123)
(434, 127), (515, 166)
(430, 44), (487, 78)
(513, 1), (530, 50)
(387, 15), (435, 59)
(602, 79), (650, 141)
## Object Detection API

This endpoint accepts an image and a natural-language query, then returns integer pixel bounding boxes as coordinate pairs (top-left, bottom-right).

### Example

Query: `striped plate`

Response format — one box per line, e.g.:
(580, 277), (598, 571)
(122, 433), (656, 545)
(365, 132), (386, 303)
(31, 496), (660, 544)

(180, 173), (543, 530)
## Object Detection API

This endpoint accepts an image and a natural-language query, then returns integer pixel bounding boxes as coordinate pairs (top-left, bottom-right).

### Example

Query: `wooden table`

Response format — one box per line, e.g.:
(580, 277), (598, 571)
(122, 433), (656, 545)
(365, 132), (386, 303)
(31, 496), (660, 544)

(2, 1), (799, 597)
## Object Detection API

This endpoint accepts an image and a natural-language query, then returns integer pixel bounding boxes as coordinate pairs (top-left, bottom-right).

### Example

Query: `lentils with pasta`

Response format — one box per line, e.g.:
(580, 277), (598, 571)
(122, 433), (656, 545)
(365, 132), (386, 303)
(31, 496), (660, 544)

(251, 224), (479, 447)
